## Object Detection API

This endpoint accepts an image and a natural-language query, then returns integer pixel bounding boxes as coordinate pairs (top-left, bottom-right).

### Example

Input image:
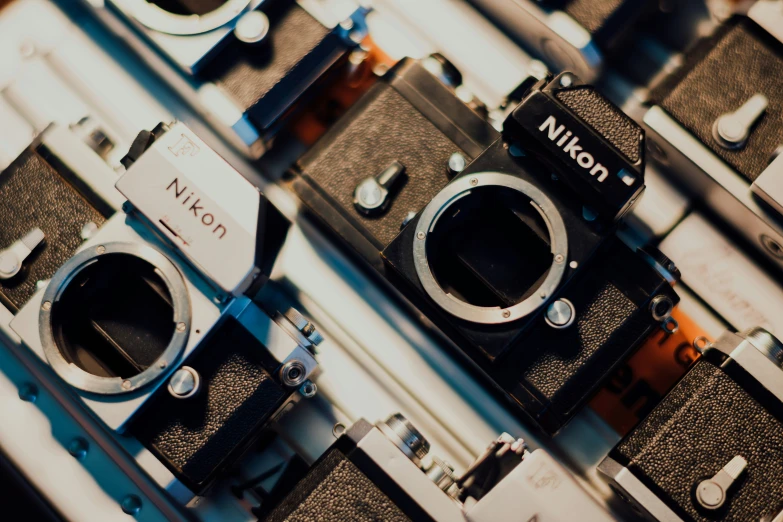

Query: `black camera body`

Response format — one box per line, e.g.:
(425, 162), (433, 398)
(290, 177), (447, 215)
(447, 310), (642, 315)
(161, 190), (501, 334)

(291, 60), (679, 434)
(600, 328), (783, 521)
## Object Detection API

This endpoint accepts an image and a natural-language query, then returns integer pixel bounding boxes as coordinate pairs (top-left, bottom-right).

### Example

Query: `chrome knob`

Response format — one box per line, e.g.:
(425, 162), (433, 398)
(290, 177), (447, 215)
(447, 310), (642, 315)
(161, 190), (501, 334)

(377, 413), (430, 465)
(741, 327), (783, 366)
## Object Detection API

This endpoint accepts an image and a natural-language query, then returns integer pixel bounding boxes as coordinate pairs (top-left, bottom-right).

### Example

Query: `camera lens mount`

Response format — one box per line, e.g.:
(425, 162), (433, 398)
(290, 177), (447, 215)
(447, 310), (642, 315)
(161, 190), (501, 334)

(412, 172), (568, 325)
(39, 242), (192, 395)
(121, 0), (254, 36)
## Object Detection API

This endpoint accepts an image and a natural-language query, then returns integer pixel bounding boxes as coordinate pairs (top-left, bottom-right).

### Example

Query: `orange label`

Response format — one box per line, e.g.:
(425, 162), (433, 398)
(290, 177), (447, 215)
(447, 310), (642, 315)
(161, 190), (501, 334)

(291, 36), (397, 145)
(590, 308), (709, 436)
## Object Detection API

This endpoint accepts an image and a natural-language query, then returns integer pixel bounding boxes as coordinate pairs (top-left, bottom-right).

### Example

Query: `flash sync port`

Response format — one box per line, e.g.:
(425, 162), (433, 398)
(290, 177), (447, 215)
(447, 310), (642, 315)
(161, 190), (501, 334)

(51, 254), (175, 379)
(427, 186), (553, 308)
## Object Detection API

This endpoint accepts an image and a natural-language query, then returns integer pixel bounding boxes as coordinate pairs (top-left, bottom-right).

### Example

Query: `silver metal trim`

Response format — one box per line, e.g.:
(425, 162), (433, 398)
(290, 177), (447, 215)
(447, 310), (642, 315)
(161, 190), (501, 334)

(650, 295), (674, 322)
(39, 242), (191, 395)
(412, 172), (568, 325)
(0, 309), (190, 521)
(597, 456), (684, 522)
(712, 329), (783, 403)
(377, 413), (430, 465)
(279, 360), (308, 388)
(38, 124), (126, 211)
(749, 0), (783, 45)
(355, 427), (464, 521)
(120, 0), (253, 36)
(752, 153), (783, 221)
(644, 106), (783, 270)
(467, 0), (602, 81)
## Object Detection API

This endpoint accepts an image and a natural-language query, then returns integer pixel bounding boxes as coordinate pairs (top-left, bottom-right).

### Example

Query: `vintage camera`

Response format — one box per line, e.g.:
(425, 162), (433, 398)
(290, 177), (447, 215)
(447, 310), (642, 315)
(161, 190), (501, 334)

(468, 0), (659, 81)
(87, 0), (368, 156)
(644, 10), (783, 271)
(261, 413), (612, 521)
(599, 327), (783, 521)
(7, 122), (321, 495)
(290, 60), (680, 434)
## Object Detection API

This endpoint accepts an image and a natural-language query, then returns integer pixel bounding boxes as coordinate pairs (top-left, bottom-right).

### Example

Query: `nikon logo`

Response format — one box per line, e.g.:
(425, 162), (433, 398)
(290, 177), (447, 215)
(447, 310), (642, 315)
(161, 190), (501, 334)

(539, 116), (609, 182)
(167, 178), (227, 239)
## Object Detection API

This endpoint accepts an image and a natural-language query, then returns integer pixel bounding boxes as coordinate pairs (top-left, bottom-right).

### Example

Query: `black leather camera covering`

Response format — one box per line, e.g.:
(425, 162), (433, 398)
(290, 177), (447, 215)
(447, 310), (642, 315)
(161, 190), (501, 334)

(510, 238), (673, 431)
(266, 449), (411, 522)
(0, 148), (106, 311)
(132, 317), (289, 494)
(266, 419), (435, 521)
(201, 0), (351, 133)
(555, 86), (642, 164)
(650, 18), (783, 183)
(611, 352), (783, 521)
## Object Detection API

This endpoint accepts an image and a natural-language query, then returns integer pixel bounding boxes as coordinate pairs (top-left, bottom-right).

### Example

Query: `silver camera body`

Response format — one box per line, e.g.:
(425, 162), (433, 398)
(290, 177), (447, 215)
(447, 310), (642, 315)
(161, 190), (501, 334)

(89, 0), (368, 157)
(105, 0), (267, 74)
(266, 413), (612, 521)
(9, 122), (317, 432)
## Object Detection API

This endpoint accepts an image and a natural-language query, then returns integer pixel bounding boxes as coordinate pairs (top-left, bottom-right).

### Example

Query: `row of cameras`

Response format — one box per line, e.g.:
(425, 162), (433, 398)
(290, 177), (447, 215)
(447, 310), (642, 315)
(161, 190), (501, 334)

(2, 111), (781, 521)
(3, 0), (783, 519)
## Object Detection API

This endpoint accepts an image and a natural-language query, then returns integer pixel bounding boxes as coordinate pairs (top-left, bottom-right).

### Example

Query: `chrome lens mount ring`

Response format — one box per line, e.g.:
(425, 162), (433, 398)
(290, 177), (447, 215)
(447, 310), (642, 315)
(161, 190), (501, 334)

(40, 242), (192, 395)
(124, 0), (255, 35)
(412, 171), (569, 325)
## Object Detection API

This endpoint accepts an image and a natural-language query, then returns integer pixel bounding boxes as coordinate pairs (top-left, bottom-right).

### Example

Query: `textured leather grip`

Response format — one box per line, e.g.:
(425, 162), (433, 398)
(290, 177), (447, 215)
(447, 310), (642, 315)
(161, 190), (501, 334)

(0, 148), (105, 311)
(613, 356), (783, 521)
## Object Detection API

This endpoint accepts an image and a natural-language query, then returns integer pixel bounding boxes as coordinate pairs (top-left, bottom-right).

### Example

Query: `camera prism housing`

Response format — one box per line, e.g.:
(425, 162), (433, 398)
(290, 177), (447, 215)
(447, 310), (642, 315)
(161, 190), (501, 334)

(291, 61), (679, 434)
(600, 328), (783, 521)
(8, 122), (318, 495)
